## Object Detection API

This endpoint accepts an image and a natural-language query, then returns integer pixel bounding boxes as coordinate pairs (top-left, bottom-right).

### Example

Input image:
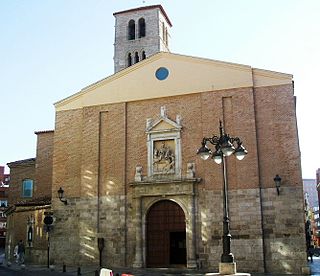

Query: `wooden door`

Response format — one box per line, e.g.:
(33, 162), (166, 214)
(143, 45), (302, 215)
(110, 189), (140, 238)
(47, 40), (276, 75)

(146, 200), (186, 267)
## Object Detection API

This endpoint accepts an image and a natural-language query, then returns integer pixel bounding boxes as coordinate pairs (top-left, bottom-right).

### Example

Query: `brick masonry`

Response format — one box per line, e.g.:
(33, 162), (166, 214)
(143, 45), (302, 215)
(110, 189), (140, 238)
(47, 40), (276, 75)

(5, 131), (54, 264)
(50, 84), (308, 273)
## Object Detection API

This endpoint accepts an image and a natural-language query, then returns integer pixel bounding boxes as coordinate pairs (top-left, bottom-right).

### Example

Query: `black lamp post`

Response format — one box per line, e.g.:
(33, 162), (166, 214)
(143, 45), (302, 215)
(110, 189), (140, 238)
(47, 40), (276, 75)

(197, 120), (247, 263)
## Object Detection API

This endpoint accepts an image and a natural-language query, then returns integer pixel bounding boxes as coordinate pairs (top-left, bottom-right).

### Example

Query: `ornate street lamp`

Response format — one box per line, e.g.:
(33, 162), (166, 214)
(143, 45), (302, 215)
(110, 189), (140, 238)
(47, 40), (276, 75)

(197, 120), (247, 266)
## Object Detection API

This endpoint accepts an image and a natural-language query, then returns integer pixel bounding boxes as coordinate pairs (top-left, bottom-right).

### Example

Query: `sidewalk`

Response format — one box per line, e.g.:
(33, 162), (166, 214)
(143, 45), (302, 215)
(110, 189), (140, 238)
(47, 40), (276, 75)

(1, 258), (320, 276)
(309, 256), (320, 275)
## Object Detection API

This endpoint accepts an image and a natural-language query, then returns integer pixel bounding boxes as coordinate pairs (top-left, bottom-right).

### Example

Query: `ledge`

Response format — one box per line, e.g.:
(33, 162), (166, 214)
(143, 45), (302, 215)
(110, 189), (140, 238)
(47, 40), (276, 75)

(130, 177), (201, 186)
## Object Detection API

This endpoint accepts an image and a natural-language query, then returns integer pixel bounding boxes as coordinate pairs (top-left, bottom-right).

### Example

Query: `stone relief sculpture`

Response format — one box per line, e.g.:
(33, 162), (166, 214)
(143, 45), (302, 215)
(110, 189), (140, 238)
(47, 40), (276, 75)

(144, 106), (182, 179)
(153, 140), (175, 174)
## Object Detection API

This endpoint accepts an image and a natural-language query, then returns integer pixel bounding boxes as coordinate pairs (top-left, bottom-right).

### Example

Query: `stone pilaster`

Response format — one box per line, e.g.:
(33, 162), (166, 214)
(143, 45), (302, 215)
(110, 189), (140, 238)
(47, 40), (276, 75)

(133, 197), (143, 268)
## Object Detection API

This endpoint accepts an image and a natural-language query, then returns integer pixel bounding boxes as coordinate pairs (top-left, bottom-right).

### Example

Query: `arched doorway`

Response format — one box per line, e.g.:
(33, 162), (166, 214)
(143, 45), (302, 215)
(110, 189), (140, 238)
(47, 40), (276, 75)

(146, 200), (186, 267)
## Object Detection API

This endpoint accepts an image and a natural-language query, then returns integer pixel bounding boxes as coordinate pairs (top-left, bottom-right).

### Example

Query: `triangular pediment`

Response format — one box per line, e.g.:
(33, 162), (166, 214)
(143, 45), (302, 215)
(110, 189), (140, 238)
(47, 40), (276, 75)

(55, 52), (293, 111)
(153, 120), (175, 131)
(146, 106), (182, 133)
(148, 118), (181, 133)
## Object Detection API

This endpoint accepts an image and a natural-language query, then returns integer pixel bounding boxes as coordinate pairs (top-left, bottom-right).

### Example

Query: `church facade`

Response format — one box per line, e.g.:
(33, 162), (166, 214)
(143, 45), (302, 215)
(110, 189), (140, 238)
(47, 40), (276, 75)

(7, 5), (308, 274)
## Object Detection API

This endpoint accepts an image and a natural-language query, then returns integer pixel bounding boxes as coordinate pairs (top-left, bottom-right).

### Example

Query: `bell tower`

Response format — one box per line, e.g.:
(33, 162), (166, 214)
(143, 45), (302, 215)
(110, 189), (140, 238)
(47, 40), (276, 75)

(113, 5), (172, 73)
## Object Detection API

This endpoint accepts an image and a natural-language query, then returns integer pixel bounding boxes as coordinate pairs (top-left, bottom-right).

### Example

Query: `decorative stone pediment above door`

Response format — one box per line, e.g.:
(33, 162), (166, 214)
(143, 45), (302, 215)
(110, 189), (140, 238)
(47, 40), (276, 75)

(133, 106), (198, 183)
(145, 106), (182, 180)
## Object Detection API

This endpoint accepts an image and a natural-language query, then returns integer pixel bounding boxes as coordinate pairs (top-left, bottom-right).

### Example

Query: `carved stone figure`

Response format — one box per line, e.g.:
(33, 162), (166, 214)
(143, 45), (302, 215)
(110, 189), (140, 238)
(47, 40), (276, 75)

(153, 141), (175, 174)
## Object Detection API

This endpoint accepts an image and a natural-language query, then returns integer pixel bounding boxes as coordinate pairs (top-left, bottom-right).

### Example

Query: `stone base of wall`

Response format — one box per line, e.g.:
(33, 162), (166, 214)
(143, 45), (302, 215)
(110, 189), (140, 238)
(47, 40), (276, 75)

(261, 187), (308, 274)
(26, 248), (48, 265)
(50, 186), (308, 274)
(51, 195), (125, 267)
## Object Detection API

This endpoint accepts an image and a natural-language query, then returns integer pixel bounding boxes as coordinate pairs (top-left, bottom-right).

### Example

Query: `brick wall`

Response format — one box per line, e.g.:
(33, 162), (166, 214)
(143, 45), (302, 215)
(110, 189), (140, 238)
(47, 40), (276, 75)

(35, 131), (54, 198)
(7, 159), (35, 204)
(51, 83), (306, 273)
(5, 131), (54, 264)
(254, 84), (302, 189)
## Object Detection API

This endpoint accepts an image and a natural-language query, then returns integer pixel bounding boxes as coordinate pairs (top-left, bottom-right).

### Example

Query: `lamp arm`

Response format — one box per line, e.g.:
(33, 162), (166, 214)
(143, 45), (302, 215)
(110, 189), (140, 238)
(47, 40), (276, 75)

(60, 198), (68, 205)
(203, 135), (220, 146)
(230, 137), (242, 146)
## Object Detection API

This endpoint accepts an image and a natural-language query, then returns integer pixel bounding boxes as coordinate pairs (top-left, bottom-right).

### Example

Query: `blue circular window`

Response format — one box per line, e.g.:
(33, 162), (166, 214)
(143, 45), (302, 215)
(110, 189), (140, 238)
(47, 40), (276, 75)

(155, 67), (169, 80)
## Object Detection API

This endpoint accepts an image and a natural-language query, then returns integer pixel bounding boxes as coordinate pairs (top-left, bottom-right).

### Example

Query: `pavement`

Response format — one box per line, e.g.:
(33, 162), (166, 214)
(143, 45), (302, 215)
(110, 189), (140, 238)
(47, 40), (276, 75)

(0, 250), (320, 276)
(310, 257), (320, 275)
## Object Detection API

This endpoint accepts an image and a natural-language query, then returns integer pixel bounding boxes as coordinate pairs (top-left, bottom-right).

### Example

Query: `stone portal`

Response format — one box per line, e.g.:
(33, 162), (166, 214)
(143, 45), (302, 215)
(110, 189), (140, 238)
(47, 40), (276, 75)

(146, 200), (186, 267)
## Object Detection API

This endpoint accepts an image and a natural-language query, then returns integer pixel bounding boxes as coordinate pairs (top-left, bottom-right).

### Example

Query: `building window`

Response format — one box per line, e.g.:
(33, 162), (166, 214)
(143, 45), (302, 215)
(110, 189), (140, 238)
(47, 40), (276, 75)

(138, 18), (146, 38)
(0, 200), (7, 207)
(128, 20), (135, 40)
(142, 51), (146, 60)
(127, 53), (132, 67)
(135, 52), (139, 63)
(155, 67), (169, 81)
(22, 179), (33, 198)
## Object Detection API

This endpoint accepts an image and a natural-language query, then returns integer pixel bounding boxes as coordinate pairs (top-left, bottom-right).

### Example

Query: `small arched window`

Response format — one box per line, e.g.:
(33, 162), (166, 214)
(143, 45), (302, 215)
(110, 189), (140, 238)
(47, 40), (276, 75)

(22, 179), (33, 198)
(142, 51), (146, 60)
(128, 53), (132, 66)
(138, 18), (146, 38)
(135, 52), (139, 63)
(128, 20), (135, 40)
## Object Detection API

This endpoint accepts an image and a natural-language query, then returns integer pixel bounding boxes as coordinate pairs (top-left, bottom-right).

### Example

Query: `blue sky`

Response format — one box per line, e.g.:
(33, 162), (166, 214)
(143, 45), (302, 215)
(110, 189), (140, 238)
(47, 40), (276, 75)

(1, 0), (319, 178)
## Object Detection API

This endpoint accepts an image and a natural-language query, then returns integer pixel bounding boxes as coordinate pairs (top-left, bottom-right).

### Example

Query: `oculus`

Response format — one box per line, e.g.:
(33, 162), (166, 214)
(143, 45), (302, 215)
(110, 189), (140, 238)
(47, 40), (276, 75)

(155, 67), (169, 80)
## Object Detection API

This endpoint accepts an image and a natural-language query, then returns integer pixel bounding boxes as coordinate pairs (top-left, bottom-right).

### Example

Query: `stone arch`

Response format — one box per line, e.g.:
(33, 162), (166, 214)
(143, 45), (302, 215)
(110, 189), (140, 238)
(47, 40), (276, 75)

(128, 19), (135, 40)
(134, 51), (140, 63)
(127, 52), (132, 67)
(144, 198), (189, 218)
(141, 50), (146, 60)
(145, 199), (187, 267)
(138, 17), (146, 38)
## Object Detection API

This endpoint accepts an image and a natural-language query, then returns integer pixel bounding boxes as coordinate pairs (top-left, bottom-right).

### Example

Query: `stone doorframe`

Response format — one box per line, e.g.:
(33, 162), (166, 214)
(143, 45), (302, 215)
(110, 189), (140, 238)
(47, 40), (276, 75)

(131, 179), (200, 269)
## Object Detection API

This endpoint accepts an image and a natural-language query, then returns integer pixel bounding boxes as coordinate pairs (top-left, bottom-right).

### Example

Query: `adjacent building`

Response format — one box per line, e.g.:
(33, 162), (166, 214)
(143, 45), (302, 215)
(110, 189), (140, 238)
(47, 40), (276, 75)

(303, 179), (318, 209)
(317, 168), (320, 209)
(0, 166), (9, 248)
(303, 178), (319, 247)
(5, 131), (54, 264)
(5, 4), (308, 274)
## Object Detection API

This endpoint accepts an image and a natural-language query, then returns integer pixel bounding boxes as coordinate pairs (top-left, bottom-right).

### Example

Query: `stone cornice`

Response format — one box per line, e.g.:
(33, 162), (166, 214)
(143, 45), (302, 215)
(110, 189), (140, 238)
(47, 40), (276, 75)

(7, 158), (35, 168)
(130, 177), (201, 186)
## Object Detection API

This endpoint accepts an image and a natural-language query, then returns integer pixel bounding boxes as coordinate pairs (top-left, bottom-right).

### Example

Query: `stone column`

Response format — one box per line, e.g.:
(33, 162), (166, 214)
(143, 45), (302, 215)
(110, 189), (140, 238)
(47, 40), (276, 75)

(187, 192), (197, 268)
(133, 197), (143, 268)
